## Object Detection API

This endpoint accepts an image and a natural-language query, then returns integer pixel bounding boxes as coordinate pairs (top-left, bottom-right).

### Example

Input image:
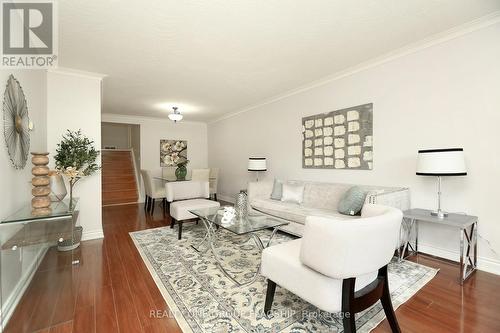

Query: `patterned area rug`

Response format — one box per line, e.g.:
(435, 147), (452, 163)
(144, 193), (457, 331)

(130, 224), (438, 333)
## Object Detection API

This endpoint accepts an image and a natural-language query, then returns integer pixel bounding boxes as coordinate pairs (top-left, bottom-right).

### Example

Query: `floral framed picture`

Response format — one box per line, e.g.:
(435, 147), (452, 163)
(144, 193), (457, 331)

(160, 140), (188, 167)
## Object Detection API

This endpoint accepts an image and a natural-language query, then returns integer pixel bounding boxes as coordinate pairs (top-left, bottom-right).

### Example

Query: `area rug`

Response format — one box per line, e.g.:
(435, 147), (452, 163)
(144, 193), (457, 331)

(130, 224), (438, 333)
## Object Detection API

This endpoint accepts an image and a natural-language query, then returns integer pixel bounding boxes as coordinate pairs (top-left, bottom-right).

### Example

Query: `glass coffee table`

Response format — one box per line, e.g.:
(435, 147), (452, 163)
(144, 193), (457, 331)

(189, 206), (288, 286)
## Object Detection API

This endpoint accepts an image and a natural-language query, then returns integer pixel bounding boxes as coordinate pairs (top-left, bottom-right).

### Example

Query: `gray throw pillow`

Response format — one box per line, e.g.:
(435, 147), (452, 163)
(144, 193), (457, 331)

(338, 186), (368, 216)
(270, 179), (283, 200)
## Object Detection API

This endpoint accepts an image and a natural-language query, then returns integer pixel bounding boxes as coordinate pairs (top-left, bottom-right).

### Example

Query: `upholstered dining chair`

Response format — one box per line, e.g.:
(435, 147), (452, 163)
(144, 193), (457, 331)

(140, 169), (152, 212)
(140, 169), (167, 215)
(191, 168), (210, 181)
(261, 204), (403, 333)
(209, 168), (219, 201)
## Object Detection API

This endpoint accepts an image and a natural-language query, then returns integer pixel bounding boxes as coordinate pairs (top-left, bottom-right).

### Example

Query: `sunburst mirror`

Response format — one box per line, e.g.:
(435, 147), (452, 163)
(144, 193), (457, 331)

(3, 75), (30, 169)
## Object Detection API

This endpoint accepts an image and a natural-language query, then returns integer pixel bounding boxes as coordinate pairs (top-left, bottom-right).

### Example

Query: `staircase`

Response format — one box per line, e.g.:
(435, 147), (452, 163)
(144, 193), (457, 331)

(102, 150), (139, 206)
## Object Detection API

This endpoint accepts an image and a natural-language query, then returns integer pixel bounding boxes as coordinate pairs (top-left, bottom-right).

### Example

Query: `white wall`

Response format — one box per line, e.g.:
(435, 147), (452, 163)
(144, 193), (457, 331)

(0, 69), (47, 326)
(130, 124), (141, 181)
(101, 114), (208, 201)
(130, 123), (141, 162)
(0, 70), (47, 219)
(46, 70), (104, 241)
(208, 23), (500, 274)
(101, 122), (131, 149)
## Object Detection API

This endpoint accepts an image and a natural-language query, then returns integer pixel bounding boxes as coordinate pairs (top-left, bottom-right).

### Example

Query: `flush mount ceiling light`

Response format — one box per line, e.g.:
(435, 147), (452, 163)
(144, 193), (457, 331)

(168, 106), (183, 123)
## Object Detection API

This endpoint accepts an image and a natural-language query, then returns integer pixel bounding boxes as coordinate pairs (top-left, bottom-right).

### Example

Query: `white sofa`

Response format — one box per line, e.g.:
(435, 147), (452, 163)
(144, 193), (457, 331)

(247, 180), (410, 236)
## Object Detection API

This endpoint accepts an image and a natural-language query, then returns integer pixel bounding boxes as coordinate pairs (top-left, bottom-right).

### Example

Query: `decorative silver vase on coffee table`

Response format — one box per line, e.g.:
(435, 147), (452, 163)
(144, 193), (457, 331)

(235, 190), (248, 218)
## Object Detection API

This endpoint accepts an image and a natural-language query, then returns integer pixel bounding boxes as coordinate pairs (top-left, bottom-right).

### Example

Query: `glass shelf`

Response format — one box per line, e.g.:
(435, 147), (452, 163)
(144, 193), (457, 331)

(1, 198), (79, 331)
(2, 198), (79, 224)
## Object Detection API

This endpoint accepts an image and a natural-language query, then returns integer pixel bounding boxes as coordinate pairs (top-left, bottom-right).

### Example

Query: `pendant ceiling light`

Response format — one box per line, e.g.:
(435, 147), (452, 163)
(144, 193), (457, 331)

(168, 106), (183, 123)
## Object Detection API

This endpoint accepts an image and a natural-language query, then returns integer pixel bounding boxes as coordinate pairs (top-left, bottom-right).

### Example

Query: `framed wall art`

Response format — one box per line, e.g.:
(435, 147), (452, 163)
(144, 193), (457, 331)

(302, 103), (373, 170)
(160, 140), (188, 167)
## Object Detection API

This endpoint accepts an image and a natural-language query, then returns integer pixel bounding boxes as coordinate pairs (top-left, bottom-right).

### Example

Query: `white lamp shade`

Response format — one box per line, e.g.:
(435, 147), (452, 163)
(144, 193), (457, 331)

(248, 158), (267, 171)
(416, 148), (467, 176)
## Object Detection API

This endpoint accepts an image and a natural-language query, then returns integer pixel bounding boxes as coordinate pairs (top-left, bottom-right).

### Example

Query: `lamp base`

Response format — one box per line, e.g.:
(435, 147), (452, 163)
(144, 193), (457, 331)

(431, 210), (448, 219)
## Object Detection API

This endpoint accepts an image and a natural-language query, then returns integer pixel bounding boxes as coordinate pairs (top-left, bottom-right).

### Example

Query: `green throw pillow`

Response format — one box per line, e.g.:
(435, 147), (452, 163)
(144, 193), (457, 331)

(338, 186), (368, 216)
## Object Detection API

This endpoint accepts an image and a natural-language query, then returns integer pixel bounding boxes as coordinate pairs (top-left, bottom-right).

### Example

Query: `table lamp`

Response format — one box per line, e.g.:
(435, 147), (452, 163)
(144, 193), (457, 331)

(416, 148), (467, 218)
(248, 158), (267, 182)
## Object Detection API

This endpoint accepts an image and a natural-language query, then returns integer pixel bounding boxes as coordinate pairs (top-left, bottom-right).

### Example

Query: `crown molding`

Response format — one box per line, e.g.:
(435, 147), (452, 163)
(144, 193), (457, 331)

(47, 67), (107, 80)
(101, 113), (207, 126)
(210, 11), (500, 124)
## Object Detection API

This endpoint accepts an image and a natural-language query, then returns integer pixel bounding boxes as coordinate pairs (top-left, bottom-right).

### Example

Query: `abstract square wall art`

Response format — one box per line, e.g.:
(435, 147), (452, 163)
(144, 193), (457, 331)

(160, 140), (188, 167)
(302, 103), (373, 170)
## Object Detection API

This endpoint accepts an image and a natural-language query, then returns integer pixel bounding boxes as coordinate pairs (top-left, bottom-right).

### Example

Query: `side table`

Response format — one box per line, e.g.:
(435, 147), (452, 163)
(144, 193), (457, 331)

(399, 208), (478, 285)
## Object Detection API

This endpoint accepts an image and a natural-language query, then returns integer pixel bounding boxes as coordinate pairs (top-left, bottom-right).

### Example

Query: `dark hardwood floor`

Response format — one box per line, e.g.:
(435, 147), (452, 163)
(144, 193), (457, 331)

(5, 203), (500, 333)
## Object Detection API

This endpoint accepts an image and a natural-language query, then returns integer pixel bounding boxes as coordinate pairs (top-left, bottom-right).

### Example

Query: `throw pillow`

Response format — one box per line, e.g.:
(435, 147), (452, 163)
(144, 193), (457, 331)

(338, 186), (368, 216)
(281, 183), (305, 204)
(364, 189), (385, 204)
(270, 179), (283, 200)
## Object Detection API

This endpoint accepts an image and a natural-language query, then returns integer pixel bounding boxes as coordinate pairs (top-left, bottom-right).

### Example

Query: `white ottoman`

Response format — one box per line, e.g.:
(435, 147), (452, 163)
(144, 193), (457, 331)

(170, 199), (220, 239)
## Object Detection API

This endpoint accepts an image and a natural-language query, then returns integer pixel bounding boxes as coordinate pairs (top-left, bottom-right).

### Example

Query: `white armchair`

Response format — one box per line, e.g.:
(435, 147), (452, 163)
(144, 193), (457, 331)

(261, 204), (403, 333)
(165, 181), (220, 240)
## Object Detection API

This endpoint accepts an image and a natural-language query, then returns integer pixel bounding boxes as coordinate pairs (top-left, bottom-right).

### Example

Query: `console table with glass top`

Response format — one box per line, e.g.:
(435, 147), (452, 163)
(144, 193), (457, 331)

(189, 206), (288, 286)
(0, 199), (79, 331)
(399, 208), (478, 285)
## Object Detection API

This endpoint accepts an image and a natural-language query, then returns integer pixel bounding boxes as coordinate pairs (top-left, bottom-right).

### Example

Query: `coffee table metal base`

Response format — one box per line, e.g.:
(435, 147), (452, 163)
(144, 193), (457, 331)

(192, 217), (280, 286)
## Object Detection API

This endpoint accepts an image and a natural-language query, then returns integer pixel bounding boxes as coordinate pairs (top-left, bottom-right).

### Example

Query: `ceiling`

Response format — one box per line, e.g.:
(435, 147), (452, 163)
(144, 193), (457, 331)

(58, 0), (500, 122)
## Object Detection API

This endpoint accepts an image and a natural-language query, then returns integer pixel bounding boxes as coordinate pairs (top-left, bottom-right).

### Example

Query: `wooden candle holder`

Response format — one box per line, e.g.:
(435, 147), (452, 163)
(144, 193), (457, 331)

(31, 152), (52, 216)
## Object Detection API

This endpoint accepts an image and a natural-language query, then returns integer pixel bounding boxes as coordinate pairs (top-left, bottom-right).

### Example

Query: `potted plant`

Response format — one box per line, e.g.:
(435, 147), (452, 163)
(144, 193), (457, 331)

(162, 141), (189, 180)
(54, 129), (100, 209)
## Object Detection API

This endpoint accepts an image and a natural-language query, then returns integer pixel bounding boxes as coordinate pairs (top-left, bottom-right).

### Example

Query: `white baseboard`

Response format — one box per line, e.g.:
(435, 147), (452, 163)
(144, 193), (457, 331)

(218, 194), (235, 204)
(418, 243), (500, 276)
(477, 256), (500, 275)
(1, 246), (48, 330)
(82, 229), (104, 241)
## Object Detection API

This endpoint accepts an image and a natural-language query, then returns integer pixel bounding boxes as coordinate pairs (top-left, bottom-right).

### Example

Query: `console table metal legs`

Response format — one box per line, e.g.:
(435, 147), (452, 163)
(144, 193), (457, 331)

(460, 222), (477, 284)
(398, 217), (418, 261)
(398, 216), (478, 285)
